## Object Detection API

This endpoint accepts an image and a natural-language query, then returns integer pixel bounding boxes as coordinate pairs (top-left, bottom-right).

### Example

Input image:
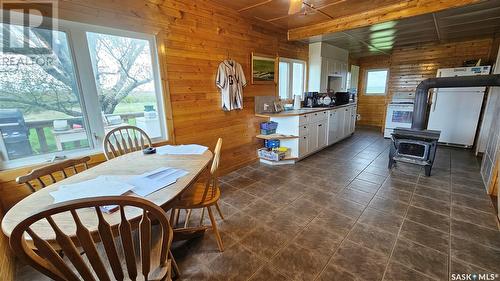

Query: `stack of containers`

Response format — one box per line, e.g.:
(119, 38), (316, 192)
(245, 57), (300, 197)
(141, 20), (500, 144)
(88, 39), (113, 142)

(257, 121), (288, 161)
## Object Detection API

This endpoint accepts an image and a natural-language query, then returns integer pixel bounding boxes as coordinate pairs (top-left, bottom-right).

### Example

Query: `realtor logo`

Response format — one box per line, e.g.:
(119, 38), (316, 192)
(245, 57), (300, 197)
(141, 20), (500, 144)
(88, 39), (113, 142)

(1, 0), (58, 54)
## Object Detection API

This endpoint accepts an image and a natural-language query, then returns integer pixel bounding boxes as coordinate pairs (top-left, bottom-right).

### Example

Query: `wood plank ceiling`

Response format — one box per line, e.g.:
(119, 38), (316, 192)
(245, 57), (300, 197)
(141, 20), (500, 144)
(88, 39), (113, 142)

(214, 0), (500, 58)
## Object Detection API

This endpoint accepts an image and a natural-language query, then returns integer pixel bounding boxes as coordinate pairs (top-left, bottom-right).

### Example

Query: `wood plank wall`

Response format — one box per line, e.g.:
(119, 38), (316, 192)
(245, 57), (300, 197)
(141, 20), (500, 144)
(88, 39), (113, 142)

(0, 0), (307, 278)
(356, 38), (495, 128)
(356, 55), (391, 127)
(0, 0), (308, 209)
(0, 209), (15, 281)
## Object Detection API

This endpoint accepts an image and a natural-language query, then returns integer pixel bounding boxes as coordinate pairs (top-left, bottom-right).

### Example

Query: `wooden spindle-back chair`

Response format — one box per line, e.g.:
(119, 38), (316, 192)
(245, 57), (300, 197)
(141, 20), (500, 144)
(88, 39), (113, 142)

(10, 196), (174, 281)
(171, 138), (224, 251)
(16, 156), (91, 193)
(103, 126), (152, 160)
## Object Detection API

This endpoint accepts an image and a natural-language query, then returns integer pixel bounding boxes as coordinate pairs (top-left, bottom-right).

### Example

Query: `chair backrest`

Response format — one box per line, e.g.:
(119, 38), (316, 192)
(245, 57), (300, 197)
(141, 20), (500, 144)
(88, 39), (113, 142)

(10, 196), (173, 281)
(16, 156), (91, 193)
(210, 138), (223, 177)
(103, 126), (152, 160)
(204, 138), (222, 199)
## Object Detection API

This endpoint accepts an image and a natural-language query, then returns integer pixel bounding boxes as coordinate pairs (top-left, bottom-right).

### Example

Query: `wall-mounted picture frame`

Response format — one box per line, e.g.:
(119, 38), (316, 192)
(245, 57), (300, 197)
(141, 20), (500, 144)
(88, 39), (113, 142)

(251, 52), (277, 84)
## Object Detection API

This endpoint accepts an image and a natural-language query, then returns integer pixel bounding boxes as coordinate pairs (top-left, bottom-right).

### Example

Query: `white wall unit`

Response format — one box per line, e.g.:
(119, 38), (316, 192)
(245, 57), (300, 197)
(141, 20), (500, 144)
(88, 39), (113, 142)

(308, 42), (349, 93)
(265, 104), (356, 163)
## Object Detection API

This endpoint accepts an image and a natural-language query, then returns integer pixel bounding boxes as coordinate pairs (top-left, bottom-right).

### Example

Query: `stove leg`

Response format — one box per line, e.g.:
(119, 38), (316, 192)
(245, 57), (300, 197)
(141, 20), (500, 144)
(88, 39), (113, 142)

(388, 143), (396, 169)
(424, 165), (431, 177)
(388, 158), (395, 169)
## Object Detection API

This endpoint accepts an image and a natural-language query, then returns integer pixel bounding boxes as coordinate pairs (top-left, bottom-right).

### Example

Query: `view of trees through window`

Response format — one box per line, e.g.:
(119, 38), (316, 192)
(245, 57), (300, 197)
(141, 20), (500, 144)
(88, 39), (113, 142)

(0, 23), (163, 163)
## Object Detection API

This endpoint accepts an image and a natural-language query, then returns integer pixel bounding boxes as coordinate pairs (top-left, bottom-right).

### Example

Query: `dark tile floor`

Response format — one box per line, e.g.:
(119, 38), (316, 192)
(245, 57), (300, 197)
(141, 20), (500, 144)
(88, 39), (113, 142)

(17, 128), (500, 281)
(173, 128), (500, 281)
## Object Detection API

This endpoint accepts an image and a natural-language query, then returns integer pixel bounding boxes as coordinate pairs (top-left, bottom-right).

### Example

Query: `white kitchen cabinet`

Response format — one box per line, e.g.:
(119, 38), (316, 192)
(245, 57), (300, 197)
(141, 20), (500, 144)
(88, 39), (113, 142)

(340, 107), (349, 138)
(340, 63), (348, 91)
(308, 42), (349, 92)
(309, 122), (319, 152)
(263, 104), (356, 164)
(327, 58), (335, 76)
(317, 121), (328, 148)
(309, 121), (327, 153)
(299, 135), (309, 157)
(327, 110), (337, 145)
(349, 106), (357, 134)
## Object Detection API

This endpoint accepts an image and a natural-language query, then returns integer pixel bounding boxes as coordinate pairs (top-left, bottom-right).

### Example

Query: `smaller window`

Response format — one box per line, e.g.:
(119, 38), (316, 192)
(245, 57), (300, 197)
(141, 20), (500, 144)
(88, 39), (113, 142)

(292, 62), (304, 97)
(279, 62), (289, 99)
(365, 69), (388, 95)
(278, 58), (306, 100)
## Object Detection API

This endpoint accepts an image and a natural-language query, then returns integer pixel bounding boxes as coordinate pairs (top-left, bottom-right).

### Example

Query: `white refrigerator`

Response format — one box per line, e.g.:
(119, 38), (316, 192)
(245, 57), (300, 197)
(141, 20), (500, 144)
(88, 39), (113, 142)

(427, 66), (491, 147)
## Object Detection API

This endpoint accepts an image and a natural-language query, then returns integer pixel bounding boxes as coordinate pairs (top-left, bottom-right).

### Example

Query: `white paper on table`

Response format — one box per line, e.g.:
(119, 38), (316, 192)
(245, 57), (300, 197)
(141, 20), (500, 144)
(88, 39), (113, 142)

(156, 144), (208, 155)
(50, 176), (135, 204)
(128, 167), (189, 197)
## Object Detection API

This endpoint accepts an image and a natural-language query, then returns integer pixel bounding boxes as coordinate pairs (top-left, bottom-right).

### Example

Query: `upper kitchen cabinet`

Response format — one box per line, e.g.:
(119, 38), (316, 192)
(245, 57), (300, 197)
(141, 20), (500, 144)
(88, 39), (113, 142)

(308, 42), (349, 93)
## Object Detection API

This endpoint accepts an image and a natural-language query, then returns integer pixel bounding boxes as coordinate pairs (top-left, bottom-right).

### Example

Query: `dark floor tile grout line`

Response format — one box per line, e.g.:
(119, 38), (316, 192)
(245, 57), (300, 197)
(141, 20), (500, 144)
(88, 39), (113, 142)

(448, 152), (454, 281)
(245, 195), (335, 281)
(389, 259), (441, 281)
(312, 142), (391, 281)
(379, 178), (418, 281)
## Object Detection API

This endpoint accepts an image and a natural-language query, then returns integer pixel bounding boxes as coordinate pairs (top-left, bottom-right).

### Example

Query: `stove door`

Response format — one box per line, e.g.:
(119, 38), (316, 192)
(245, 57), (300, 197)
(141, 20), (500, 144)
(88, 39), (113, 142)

(385, 104), (414, 129)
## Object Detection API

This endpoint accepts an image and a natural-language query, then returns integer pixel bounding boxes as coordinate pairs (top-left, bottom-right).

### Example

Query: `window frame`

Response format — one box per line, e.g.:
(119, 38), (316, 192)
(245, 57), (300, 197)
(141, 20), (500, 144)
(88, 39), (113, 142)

(0, 14), (168, 169)
(364, 68), (389, 96)
(278, 57), (306, 100)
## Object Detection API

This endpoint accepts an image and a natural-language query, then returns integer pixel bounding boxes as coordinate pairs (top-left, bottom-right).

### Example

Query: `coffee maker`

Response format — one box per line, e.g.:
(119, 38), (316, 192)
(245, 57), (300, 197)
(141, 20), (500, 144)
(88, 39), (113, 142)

(303, 92), (319, 107)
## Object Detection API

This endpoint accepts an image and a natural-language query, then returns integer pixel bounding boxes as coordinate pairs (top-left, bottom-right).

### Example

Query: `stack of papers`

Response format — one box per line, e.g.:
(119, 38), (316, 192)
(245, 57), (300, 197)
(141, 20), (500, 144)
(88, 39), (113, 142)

(156, 144), (208, 155)
(50, 176), (134, 204)
(128, 167), (188, 196)
(49, 168), (189, 207)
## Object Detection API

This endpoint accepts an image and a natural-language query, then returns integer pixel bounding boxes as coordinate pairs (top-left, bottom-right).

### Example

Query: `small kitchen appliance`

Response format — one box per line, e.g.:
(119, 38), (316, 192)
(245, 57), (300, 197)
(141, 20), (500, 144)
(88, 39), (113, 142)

(303, 92), (319, 107)
(334, 92), (350, 106)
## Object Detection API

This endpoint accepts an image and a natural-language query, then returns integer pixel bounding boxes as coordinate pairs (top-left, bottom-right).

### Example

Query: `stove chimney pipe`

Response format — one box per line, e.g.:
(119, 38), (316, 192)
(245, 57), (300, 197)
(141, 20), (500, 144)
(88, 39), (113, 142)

(412, 74), (500, 130)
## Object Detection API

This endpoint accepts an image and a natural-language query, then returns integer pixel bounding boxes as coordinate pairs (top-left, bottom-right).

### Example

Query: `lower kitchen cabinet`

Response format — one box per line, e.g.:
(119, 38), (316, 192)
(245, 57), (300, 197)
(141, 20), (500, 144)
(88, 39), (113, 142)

(299, 135), (309, 157)
(317, 121), (328, 148)
(262, 104), (357, 162)
(349, 105), (357, 134)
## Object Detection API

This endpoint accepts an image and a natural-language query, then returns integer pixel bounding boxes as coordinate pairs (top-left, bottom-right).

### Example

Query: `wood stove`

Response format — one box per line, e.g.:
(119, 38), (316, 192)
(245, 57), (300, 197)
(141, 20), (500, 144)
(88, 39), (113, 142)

(389, 128), (440, 176)
(388, 73), (500, 177)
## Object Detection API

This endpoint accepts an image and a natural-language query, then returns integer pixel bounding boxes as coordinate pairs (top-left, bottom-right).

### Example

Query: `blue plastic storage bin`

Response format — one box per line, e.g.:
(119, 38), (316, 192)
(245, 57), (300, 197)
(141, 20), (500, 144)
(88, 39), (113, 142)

(260, 121), (278, 130)
(264, 139), (280, 149)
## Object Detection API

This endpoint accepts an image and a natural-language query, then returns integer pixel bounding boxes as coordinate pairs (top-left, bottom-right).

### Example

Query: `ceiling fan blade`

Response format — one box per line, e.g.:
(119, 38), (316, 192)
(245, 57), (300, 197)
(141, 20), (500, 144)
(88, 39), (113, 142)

(288, 0), (303, 15)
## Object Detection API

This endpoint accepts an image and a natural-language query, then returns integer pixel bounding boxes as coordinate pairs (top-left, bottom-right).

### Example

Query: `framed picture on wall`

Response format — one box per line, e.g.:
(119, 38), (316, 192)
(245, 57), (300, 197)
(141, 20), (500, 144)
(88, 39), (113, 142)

(251, 53), (276, 84)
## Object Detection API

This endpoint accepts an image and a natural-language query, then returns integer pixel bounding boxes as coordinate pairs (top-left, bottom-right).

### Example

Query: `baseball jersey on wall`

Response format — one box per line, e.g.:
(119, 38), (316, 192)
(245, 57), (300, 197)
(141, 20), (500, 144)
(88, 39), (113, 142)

(216, 60), (247, 111)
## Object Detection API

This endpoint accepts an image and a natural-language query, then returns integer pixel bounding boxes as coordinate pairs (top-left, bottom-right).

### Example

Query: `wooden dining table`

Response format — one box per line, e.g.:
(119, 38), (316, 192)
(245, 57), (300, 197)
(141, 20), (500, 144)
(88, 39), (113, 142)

(1, 149), (213, 246)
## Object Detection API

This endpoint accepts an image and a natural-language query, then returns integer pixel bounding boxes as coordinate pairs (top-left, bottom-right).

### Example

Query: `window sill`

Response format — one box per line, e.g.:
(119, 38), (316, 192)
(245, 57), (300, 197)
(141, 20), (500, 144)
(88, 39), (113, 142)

(0, 138), (170, 171)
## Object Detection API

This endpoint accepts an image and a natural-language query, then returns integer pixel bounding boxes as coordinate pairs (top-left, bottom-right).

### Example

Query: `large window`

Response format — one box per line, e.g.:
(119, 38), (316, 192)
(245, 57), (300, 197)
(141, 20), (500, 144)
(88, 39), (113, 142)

(0, 19), (166, 168)
(365, 69), (389, 95)
(278, 58), (306, 99)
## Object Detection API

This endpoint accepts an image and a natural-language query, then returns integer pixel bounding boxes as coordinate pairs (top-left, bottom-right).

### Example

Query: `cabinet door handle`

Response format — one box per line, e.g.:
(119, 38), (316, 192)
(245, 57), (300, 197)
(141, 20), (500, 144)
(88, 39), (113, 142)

(303, 126), (306, 128)
(303, 137), (306, 139)
(318, 124), (322, 127)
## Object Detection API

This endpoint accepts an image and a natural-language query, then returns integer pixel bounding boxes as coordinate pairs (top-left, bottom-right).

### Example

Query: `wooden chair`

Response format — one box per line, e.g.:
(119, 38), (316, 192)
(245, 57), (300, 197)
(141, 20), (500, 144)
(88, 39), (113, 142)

(10, 196), (174, 281)
(103, 125), (152, 160)
(16, 156), (91, 193)
(170, 138), (225, 252)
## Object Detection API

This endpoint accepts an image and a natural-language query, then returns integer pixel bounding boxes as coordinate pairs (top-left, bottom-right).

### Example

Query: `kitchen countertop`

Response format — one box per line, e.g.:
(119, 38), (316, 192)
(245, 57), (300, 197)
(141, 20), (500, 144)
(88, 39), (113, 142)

(256, 102), (357, 118)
